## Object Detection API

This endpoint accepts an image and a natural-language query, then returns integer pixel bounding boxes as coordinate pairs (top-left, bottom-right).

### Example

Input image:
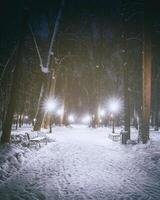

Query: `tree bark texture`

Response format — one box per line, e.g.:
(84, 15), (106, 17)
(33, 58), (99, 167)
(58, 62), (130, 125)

(1, 11), (28, 143)
(141, 1), (152, 143)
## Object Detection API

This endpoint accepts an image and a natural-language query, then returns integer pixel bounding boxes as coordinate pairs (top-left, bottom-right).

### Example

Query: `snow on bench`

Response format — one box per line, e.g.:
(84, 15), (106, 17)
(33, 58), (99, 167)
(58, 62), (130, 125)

(25, 132), (48, 147)
(11, 134), (24, 144)
(108, 133), (120, 141)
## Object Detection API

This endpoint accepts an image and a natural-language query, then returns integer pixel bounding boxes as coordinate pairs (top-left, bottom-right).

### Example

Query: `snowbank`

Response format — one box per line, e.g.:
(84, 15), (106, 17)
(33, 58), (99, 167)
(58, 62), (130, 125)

(0, 144), (30, 183)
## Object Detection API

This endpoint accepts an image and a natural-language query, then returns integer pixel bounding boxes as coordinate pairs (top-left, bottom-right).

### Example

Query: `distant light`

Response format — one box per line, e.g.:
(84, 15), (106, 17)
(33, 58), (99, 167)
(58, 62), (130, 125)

(98, 109), (105, 117)
(44, 98), (57, 112)
(33, 118), (36, 122)
(99, 119), (102, 123)
(57, 108), (64, 116)
(24, 115), (29, 120)
(110, 113), (114, 118)
(82, 115), (91, 123)
(68, 114), (75, 123)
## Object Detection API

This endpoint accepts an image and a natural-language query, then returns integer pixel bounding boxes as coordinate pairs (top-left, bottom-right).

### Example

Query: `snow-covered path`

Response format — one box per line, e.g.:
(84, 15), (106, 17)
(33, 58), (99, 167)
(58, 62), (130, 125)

(0, 126), (160, 200)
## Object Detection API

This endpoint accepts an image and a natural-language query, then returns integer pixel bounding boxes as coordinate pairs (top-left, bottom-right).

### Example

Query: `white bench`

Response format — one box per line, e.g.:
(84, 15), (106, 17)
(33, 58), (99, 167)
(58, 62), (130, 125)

(25, 132), (48, 147)
(109, 133), (120, 141)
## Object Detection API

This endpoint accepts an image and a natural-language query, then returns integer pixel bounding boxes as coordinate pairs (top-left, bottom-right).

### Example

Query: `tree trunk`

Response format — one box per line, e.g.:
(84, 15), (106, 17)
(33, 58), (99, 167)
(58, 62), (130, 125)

(42, 70), (56, 129)
(33, 0), (65, 131)
(1, 11), (28, 143)
(33, 81), (47, 131)
(124, 62), (130, 140)
(15, 114), (19, 130)
(154, 76), (159, 131)
(19, 113), (23, 128)
(61, 74), (68, 125)
(121, 31), (130, 143)
(141, 1), (152, 143)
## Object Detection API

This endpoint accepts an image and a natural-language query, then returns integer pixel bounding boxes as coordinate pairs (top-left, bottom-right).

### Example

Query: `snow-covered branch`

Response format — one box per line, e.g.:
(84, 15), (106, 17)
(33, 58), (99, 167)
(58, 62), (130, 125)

(46, 0), (65, 71)
(28, 24), (48, 74)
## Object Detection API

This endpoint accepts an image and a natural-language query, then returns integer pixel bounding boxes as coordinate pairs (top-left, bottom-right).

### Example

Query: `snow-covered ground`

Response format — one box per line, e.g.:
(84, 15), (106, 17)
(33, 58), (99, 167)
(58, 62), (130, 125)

(0, 125), (160, 200)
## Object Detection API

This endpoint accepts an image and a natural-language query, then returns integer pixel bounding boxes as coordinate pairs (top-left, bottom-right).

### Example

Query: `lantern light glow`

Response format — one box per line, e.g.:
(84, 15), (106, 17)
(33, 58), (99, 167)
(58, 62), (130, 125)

(44, 98), (57, 112)
(33, 118), (36, 122)
(108, 98), (121, 114)
(24, 115), (29, 120)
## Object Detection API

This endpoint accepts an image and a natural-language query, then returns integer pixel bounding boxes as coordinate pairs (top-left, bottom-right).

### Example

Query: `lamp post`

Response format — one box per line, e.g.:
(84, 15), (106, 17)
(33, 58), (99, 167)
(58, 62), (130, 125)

(49, 118), (52, 133)
(108, 98), (121, 134)
(110, 113), (115, 133)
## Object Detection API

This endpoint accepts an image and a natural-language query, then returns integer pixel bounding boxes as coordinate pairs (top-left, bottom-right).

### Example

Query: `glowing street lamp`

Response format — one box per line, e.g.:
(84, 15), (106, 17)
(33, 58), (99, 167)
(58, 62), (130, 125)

(44, 98), (57, 113)
(108, 98), (121, 133)
(108, 99), (121, 114)
(44, 98), (57, 133)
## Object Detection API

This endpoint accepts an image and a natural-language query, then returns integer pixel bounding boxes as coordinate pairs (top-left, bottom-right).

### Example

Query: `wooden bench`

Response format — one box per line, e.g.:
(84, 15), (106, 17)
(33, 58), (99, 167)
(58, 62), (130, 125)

(25, 132), (48, 147)
(109, 133), (120, 141)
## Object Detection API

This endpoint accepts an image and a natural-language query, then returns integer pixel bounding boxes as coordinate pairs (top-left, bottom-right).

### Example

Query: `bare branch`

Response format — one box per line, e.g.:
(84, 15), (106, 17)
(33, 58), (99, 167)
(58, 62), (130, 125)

(46, 0), (65, 71)
(28, 24), (47, 73)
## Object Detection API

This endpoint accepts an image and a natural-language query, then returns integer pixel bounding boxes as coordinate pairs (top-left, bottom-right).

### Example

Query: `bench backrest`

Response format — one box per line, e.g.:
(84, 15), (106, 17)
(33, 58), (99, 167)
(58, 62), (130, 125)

(25, 132), (38, 140)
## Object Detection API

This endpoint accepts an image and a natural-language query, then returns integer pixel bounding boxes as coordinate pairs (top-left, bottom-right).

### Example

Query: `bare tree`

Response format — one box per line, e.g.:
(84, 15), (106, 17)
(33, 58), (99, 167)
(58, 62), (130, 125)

(141, 0), (152, 143)
(34, 0), (65, 131)
(1, 10), (29, 143)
